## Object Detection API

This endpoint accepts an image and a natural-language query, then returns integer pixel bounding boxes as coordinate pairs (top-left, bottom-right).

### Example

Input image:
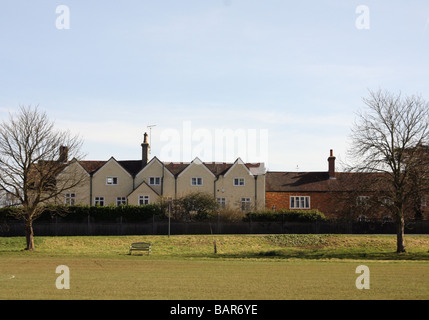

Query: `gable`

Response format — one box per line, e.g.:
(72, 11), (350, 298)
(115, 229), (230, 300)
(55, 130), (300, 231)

(92, 157), (133, 179)
(177, 157), (216, 178)
(223, 158), (253, 178)
(135, 156), (174, 179)
(59, 158), (90, 178)
(130, 180), (159, 195)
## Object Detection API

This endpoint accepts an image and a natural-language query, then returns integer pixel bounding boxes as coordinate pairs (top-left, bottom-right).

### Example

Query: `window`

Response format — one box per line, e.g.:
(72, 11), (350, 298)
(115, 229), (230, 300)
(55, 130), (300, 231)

(106, 177), (118, 185)
(356, 196), (370, 206)
(149, 177), (161, 185)
(95, 197), (104, 206)
(65, 193), (75, 205)
(233, 178), (245, 186)
(381, 198), (393, 206)
(216, 198), (226, 209)
(139, 195), (150, 205)
(241, 198), (251, 212)
(191, 177), (203, 186)
(290, 196), (310, 209)
(421, 197), (427, 207)
(357, 215), (369, 222)
(116, 197), (126, 206)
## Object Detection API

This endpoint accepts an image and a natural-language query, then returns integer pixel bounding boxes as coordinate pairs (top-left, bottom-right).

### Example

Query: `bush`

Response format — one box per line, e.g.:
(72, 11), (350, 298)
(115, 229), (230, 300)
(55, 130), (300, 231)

(166, 192), (219, 221)
(0, 204), (163, 222)
(212, 208), (246, 222)
(0, 206), (22, 221)
(244, 209), (327, 222)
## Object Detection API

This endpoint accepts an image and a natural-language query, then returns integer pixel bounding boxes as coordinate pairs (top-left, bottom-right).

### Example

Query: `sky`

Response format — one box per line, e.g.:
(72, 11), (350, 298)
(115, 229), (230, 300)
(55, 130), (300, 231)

(0, 1), (428, 172)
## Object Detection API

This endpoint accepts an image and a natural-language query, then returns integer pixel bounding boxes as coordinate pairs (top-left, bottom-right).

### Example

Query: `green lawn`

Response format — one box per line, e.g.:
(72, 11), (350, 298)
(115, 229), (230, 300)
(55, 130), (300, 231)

(0, 234), (428, 300)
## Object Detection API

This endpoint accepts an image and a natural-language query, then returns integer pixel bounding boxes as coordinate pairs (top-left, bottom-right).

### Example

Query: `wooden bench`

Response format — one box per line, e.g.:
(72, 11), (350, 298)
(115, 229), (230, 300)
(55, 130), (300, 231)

(129, 242), (151, 255)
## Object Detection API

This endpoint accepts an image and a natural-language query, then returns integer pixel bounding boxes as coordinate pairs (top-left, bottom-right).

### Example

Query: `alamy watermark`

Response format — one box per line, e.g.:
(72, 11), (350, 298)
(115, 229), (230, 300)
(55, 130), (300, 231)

(56, 5), (70, 30)
(356, 5), (370, 30)
(355, 265), (370, 290)
(53, 4), (372, 31)
(158, 121), (268, 164)
(56, 265), (70, 289)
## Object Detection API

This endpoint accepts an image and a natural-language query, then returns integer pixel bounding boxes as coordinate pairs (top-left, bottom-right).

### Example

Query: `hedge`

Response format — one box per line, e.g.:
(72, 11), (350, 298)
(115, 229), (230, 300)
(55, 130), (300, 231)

(0, 204), (163, 222)
(1, 206), (327, 223)
(244, 209), (327, 222)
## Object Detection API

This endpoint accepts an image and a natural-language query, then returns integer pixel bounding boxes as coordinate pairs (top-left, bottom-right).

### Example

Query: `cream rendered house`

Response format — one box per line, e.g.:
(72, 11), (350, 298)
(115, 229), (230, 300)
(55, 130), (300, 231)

(59, 133), (266, 211)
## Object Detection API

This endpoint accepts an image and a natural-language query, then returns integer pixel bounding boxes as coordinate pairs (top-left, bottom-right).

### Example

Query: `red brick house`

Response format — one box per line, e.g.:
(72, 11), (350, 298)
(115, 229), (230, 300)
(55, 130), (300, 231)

(265, 150), (428, 220)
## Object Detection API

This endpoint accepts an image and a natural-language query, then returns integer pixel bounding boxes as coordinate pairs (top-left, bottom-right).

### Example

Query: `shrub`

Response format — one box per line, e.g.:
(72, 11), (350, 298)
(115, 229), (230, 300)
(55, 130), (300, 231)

(1, 204), (164, 222)
(244, 209), (327, 222)
(212, 208), (246, 222)
(167, 192), (219, 221)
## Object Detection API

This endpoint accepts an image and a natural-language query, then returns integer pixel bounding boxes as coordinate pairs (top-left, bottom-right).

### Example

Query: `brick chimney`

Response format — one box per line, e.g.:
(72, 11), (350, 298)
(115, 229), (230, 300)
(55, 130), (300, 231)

(59, 146), (68, 163)
(141, 132), (150, 166)
(328, 149), (336, 179)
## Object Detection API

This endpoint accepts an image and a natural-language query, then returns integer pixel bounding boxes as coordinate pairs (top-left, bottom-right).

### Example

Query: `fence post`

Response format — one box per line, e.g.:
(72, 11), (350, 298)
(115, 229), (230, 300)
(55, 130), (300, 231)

(55, 215), (58, 236)
(120, 215), (123, 235)
(87, 213), (91, 235)
(281, 211), (284, 234)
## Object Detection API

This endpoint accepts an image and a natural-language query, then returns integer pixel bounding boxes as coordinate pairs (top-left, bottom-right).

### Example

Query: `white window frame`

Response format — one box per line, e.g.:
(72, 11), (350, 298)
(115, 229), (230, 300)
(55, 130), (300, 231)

(290, 196), (311, 209)
(94, 197), (105, 206)
(149, 177), (161, 185)
(356, 196), (370, 206)
(381, 198), (394, 207)
(421, 196), (427, 207)
(216, 197), (226, 208)
(65, 193), (76, 205)
(191, 177), (203, 186)
(240, 197), (251, 212)
(116, 197), (127, 206)
(233, 177), (245, 186)
(106, 177), (118, 185)
(139, 195), (150, 205)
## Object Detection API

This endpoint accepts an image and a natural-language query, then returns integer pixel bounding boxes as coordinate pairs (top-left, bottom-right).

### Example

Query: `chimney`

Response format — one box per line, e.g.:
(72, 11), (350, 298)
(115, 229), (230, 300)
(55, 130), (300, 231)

(328, 149), (336, 179)
(59, 146), (68, 163)
(141, 132), (150, 166)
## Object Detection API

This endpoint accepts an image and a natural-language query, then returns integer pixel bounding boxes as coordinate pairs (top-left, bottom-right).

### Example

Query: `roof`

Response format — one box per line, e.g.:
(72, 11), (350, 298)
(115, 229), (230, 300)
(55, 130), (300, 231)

(79, 160), (143, 176)
(265, 171), (382, 193)
(164, 161), (264, 177)
(79, 161), (106, 174)
(77, 158), (265, 178)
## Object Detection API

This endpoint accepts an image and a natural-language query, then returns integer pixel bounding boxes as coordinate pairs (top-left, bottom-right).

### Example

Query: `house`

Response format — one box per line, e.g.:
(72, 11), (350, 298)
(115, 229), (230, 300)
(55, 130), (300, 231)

(56, 133), (266, 211)
(265, 150), (429, 220)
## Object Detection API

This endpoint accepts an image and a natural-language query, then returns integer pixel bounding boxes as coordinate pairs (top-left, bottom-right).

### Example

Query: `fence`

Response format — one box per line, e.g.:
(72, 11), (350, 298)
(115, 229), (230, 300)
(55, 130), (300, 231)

(1, 217), (428, 236)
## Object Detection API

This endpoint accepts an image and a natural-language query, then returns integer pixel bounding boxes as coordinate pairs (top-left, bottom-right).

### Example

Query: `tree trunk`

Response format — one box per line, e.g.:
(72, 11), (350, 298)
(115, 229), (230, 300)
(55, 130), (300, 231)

(396, 216), (406, 253)
(25, 218), (35, 251)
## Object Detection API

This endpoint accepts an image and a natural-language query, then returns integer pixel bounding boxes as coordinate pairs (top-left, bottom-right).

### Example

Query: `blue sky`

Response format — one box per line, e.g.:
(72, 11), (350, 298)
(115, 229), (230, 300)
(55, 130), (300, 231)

(1, 1), (428, 171)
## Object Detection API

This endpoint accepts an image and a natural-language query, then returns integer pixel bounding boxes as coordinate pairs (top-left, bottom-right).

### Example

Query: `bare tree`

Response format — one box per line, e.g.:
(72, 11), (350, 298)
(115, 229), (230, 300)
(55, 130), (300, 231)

(0, 105), (86, 250)
(347, 89), (429, 252)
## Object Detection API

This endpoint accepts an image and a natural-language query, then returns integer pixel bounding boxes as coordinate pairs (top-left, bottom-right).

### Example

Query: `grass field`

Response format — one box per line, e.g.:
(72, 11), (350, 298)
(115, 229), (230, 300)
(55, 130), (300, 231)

(0, 234), (428, 300)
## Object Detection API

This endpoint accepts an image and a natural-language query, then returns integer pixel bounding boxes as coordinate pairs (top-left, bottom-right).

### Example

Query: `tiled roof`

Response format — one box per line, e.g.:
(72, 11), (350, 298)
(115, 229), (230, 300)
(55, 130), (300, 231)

(117, 160), (144, 176)
(79, 160), (143, 176)
(164, 161), (263, 177)
(78, 161), (106, 174)
(265, 171), (381, 192)
(78, 158), (264, 177)
(163, 162), (189, 176)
